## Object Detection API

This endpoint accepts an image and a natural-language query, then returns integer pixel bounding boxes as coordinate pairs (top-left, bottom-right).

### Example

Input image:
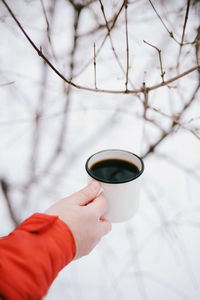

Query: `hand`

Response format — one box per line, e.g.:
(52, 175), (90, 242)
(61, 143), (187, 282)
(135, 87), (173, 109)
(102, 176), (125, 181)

(45, 181), (112, 259)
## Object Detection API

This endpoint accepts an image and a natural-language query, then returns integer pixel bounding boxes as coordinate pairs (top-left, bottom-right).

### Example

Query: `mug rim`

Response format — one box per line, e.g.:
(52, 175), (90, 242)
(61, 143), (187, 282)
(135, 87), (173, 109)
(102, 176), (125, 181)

(85, 149), (144, 184)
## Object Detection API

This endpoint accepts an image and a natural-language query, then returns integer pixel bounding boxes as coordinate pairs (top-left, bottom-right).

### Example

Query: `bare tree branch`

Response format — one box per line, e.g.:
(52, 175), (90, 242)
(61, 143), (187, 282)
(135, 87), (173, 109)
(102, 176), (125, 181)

(177, 0), (191, 69)
(148, 0), (180, 44)
(143, 40), (165, 82)
(142, 83), (200, 158)
(74, 0), (127, 78)
(0, 179), (19, 227)
(125, 0), (129, 91)
(0, 81), (14, 87)
(1, 0), (200, 95)
(94, 42), (97, 89)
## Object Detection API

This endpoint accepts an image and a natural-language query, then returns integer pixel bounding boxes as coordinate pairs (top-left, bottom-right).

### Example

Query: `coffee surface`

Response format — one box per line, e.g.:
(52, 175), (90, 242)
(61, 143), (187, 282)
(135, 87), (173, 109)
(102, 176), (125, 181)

(90, 159), (140, 183)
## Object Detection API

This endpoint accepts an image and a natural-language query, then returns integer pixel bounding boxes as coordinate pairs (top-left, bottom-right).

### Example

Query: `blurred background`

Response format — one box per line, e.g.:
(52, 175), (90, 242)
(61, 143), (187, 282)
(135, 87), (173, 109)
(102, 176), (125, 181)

(0, 0), (200, 299)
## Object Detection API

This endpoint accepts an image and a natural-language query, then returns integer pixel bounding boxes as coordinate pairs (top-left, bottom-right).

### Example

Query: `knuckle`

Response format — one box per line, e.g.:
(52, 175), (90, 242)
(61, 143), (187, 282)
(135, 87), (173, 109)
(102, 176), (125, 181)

(81, 188), (92, 201)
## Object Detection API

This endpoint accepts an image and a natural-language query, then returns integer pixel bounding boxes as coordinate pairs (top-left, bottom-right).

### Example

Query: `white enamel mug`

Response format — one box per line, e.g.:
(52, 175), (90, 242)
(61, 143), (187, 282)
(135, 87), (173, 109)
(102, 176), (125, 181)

(85, 149), (144, 223)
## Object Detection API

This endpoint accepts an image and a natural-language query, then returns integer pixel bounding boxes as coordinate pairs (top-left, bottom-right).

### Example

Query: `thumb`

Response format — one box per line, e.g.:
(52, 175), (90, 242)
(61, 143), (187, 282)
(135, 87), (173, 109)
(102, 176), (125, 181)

(73, 181), (101, 206)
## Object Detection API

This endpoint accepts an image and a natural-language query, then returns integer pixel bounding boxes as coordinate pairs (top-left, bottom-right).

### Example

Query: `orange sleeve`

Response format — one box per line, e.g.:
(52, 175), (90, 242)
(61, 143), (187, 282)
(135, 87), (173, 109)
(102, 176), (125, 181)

(0, 213), (76, 300)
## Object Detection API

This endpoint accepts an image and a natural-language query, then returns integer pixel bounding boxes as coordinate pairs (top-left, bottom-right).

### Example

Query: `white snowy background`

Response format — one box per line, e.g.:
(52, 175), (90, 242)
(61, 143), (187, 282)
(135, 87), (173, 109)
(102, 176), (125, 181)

(0, 1), (200, 299)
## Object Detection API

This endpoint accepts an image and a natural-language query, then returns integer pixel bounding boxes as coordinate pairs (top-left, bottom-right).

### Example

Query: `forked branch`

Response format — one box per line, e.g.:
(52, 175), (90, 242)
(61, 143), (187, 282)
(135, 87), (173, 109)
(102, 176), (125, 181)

(1, 0), (200, 95)
(144, 40), (165, 82)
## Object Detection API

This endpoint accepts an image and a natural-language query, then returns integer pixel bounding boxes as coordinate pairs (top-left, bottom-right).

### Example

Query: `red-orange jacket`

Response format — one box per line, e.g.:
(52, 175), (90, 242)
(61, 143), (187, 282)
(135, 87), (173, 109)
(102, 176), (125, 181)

(0, 213), (76, 299)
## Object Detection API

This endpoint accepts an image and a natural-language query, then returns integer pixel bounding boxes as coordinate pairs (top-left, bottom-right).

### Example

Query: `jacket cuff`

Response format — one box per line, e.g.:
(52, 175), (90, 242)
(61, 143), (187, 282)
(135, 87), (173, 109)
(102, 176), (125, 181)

(0, 213), (76, 300)
(15, 213), (76, 264)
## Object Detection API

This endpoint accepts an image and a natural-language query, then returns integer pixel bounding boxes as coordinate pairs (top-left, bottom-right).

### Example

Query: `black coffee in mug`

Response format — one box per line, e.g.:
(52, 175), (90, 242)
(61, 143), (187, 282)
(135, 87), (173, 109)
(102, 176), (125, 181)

(89, 158), (140, 183)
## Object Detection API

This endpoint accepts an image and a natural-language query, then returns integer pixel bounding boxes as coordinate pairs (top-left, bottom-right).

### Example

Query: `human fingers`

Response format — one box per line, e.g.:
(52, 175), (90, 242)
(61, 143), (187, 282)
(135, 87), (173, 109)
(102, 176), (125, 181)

(88, 194), (108, 218)
(72, 181), (101, 206)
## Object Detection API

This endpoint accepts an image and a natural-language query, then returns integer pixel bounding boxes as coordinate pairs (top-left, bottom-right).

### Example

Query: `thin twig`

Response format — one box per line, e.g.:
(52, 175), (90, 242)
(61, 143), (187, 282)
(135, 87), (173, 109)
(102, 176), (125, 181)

(180, 0), (191, 46)
(142, 83), (200, 158)
(33, 3), (82, 184)
(147, 64), (200, 93)
(177, 0), (191, 70)
(22, 3), (83, 195)
(143, 82), (148, 119)
(1, 0), (200, 95)
(0, 179), (19, 227)
(94, 42), (97, 89)
(98, 0), (127, 79)
(0, 81), (14, 87)
(148, 101), (200, 141)
(77, 19), (114, 38)
(148, 0), (180, 44)
(195, 26), (200, 81)
(97, 0), (141, 98)
(144, 40), (165, 82)
(125, 0), (129, 91)
(74, 0), (127, 78)
(40, 0), (50, 36)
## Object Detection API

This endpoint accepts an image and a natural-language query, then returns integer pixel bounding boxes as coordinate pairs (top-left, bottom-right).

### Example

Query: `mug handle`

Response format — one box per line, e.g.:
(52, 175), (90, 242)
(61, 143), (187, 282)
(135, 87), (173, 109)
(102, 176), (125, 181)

(97, 186), (103, 196)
